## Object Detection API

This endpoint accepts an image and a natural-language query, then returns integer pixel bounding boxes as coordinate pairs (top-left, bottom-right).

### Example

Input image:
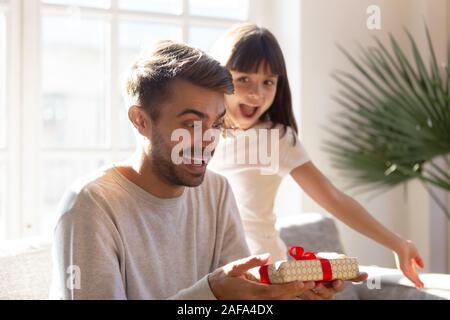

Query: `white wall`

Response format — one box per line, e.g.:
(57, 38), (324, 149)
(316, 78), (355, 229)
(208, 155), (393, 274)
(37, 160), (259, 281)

(405, 0), (450, 274)
(255, 0), (449, 271)
(301, 0), (450, 271)
(249, 0), (305, 217)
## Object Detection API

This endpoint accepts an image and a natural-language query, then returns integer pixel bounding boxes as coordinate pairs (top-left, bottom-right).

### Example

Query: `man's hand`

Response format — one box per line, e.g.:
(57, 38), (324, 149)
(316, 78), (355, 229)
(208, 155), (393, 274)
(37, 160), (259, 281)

(296, 252), (368, 300)
(208, 254), (316, 300)
(297, 272), (368, 300)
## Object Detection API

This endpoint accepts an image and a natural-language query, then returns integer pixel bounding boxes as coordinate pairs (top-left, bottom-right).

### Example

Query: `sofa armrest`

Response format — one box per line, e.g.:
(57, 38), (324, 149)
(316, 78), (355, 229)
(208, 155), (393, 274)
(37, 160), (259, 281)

(356, 265), (450, 300)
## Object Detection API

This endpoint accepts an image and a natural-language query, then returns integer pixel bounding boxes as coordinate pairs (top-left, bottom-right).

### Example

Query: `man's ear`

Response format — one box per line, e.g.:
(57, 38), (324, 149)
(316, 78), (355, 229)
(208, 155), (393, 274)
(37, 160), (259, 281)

(128, 106), (151, 136)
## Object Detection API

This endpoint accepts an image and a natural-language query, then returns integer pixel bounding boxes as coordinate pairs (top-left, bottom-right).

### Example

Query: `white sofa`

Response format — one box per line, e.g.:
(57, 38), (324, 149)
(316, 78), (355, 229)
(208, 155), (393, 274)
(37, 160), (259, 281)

(0, 213), (449, 300)
(277, 213), (450, 300)
(0, 237), (52, 300)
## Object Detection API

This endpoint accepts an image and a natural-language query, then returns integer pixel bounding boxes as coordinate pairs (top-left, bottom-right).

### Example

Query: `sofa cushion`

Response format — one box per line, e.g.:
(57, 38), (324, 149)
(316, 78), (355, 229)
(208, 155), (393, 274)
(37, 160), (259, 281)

(0, 238), (52, 300)
(276, 213), (346, 254)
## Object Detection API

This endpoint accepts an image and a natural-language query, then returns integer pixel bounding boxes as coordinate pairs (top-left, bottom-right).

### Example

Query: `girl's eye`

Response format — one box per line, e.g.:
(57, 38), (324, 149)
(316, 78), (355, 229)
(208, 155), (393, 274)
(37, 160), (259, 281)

(185, 122), (196, 128)
(265, 80), (276, 86)
(237, 76), (250, 83)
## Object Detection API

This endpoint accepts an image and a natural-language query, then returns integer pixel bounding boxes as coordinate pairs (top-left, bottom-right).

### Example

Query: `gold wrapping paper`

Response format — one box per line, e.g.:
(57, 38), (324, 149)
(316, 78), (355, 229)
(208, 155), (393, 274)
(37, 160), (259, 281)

(265, 257), (360, 283)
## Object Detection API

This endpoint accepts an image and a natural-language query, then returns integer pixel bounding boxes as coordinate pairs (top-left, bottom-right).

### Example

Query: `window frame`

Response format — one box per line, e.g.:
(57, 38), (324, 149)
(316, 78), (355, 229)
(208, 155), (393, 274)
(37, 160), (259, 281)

(0, 0), (21, 240)
(4, 0), (249, 240)
(0, 2), (6, 238)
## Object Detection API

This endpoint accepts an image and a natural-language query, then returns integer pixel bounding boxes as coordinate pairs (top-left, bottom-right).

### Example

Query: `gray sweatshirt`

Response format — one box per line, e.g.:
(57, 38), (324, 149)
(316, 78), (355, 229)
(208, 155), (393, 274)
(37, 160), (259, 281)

(49, 166), (250, 300)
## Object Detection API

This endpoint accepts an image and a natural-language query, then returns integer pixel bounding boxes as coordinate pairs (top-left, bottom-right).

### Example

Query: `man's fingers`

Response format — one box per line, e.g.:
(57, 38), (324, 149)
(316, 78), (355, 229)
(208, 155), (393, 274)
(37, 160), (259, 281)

(316, 252), (347, 259)
(225, 253), (270, 277)
(243, 271), (259, 282)
(298, 289), (323, 300)
(260, 281), (315, 300)
(313, 284), (337, 300)
(331, 280), (345, 293)
(351, 272), (368, 283)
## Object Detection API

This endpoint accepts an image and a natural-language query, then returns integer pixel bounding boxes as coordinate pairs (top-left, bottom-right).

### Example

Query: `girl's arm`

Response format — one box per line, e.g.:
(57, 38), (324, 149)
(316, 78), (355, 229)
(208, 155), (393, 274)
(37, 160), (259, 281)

(290, 161), (425, 288)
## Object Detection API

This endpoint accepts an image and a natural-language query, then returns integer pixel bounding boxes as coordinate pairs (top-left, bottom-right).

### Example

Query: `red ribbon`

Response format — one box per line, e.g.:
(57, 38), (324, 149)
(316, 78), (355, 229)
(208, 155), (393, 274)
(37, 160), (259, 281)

(259, 246), (333, 284)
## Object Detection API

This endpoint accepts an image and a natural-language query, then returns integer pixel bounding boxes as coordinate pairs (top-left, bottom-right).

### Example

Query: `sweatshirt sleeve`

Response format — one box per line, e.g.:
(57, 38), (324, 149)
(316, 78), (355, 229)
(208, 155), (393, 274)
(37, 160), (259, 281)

(218, 179), (251, 267)
(166, 275), (217, 300)
(50, 189), (127, 300)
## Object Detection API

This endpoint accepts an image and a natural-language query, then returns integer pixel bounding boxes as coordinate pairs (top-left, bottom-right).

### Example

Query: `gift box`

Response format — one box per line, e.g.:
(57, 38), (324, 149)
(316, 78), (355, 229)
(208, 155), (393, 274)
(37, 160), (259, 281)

(259, 246), (360, 284)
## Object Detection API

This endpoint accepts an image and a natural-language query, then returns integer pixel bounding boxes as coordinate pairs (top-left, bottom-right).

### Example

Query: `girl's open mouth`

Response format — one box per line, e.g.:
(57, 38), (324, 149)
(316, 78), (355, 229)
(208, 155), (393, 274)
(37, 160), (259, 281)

(239, 103), (259, 118)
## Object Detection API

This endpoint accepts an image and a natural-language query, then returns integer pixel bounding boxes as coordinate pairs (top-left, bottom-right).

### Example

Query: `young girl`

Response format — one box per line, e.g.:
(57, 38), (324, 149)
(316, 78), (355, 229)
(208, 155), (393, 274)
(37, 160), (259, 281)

(208, 23), (425, 289)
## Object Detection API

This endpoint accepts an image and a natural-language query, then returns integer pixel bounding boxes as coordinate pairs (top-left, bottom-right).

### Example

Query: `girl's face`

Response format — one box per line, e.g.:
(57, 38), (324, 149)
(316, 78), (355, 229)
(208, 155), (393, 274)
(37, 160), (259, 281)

(225, 63), (278, 129)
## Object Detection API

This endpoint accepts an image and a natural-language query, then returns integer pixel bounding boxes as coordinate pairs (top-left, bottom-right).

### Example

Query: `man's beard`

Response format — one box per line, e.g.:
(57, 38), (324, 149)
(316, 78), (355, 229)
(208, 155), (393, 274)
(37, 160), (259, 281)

(150, 127), (206, 188)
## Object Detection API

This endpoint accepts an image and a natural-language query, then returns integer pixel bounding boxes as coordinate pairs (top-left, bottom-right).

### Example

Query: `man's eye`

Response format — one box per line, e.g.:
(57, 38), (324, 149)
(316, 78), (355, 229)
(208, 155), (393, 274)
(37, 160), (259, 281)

(185, 122), (196, 128)
(212, 121), (224, 129)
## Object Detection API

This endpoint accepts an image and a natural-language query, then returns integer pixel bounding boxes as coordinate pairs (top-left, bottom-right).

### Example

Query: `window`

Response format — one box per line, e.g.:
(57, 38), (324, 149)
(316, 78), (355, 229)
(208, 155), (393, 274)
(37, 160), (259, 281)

(41, 15), (109, 148)
(117, 20), (182, 148)
(118, 0), (182, 14)
(0, 159), (5, 239)
(0, 8), (5, 149)
(1, 0), (249, 240)
(42, 0), (110, 9)
(0, 0), (8, 239)
(189, 25), (228, 52)
(189, 0), (248, 20)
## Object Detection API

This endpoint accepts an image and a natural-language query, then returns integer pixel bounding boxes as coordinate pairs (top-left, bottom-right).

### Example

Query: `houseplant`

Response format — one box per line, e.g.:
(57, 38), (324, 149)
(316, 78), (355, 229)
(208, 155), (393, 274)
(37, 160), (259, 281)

(325, 25), (450, 219)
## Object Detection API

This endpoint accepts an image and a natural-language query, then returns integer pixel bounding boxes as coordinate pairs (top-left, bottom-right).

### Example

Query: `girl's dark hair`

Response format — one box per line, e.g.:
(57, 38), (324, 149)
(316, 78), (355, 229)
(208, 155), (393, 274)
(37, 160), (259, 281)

(211, 23), (298, 137)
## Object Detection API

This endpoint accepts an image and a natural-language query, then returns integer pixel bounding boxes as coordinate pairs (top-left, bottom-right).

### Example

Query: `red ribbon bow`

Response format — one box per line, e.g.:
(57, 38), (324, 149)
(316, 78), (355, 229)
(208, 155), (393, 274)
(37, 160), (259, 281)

(259, 246), (333, 284)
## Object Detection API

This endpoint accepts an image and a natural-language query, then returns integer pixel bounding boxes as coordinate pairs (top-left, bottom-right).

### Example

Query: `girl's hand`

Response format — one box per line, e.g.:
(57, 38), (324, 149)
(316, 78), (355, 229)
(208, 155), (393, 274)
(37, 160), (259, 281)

(393, 239), (425, 289)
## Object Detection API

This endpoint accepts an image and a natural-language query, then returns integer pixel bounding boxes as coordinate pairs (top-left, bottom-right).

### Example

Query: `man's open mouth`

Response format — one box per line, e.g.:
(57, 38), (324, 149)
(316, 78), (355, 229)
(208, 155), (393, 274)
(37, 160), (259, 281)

(181, 156), (208, 174)
(182, 156), (208, 166)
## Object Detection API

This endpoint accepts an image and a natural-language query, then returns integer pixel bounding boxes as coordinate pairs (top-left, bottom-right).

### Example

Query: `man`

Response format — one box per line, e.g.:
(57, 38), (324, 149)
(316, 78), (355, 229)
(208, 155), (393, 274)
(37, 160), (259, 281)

(50, 41), (364, 299)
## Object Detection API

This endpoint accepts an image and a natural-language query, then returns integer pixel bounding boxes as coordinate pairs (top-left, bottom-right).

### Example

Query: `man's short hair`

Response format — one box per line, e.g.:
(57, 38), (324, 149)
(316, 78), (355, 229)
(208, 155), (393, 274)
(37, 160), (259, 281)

(125, 40), (234, 120)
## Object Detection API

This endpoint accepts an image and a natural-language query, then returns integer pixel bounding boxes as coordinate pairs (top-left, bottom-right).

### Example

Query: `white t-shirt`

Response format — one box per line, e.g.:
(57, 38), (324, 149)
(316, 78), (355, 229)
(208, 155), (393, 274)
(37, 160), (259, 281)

(209, 121), (310, 263)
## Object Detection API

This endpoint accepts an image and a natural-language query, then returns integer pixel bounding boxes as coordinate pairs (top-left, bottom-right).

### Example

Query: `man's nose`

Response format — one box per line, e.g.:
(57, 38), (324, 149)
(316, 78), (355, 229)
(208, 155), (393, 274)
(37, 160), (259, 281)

(190, 140), (216, 158)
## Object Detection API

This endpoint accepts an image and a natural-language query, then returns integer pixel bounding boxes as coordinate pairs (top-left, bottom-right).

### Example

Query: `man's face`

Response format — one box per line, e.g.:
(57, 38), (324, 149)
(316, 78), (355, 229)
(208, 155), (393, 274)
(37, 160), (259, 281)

(147, 79), (226, 187)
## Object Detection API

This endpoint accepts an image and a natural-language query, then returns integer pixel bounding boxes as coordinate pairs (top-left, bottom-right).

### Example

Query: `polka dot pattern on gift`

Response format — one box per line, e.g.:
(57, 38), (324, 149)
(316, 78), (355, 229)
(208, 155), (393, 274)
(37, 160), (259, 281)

(266, 257), (359, 284)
